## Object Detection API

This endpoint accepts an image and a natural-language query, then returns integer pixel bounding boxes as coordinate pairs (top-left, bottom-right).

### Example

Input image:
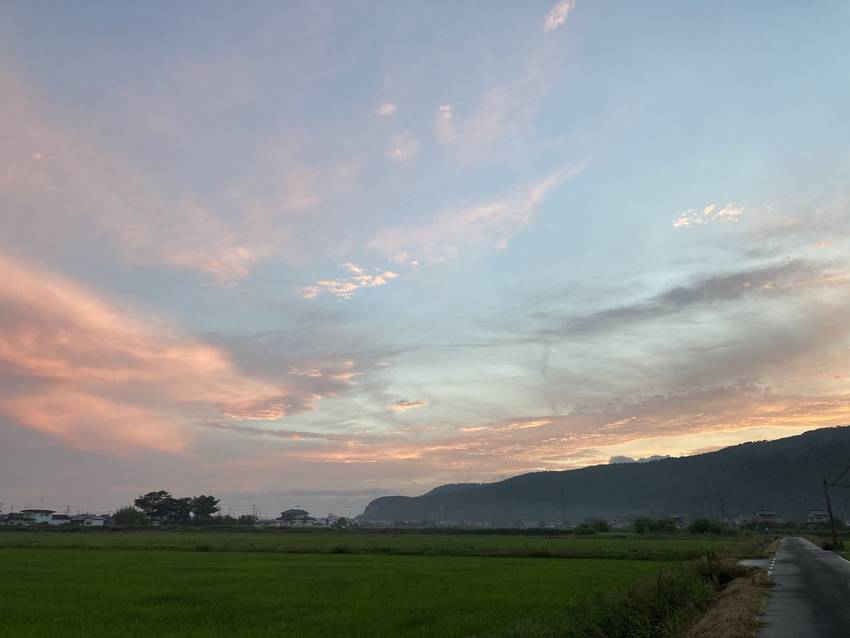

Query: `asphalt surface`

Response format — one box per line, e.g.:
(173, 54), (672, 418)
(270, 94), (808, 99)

(759, 537), (850, 638)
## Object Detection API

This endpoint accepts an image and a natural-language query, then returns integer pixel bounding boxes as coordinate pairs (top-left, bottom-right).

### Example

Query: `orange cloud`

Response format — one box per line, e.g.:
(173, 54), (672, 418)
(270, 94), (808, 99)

(0, 254), (318, 453)
(246, 384), (850, 483)
(388, 400), (429, 413)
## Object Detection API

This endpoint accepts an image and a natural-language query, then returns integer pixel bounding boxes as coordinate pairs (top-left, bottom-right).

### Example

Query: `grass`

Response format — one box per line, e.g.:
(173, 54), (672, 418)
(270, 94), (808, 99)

(0, 529), (767, 636)
(0, 528), (745, 560)
(0, 548), (662, 638)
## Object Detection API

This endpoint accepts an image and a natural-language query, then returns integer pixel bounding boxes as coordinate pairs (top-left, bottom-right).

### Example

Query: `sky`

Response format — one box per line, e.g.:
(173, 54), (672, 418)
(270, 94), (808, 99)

(1, 0), (850, 518)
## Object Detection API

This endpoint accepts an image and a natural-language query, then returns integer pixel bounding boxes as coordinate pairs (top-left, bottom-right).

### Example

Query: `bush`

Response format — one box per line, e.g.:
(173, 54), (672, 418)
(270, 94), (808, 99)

(688, 518), (724, 535)
(499, 556), (736, 638)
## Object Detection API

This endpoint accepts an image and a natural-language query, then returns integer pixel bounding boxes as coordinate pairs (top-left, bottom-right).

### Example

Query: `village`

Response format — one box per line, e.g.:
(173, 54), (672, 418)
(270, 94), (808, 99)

(0, 504), (833, 531)
(0, 506), (350, 529)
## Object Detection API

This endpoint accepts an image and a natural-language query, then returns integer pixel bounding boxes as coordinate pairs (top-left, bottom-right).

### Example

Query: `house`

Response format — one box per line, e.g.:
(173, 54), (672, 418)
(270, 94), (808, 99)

(0, 513), (33, 527)
(752, 509), (777, 523)
(808, 510), (830, 524)
(21, 508), (55, 524)
(71, 514), (106, 527)
(276, 508), (315, 527)
(49, 514), (71, 526)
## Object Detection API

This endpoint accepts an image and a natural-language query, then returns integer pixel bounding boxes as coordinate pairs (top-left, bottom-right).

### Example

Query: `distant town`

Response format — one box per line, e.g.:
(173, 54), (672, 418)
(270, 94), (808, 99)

(0, 499), (836, 532)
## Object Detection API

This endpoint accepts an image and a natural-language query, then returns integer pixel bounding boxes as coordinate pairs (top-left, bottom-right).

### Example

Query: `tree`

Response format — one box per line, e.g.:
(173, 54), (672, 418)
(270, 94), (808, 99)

(688, 518), (723, 534)
(191, 495), (220, 521)
(634, 517), (678, 534)
(112, 506), (147, 526)
(134, 491), (174, 522)
(134, 491), (193, 524)
(590, 519), (610, 532)
(168, 497), (193, 524)
(237, 514), (257, 526)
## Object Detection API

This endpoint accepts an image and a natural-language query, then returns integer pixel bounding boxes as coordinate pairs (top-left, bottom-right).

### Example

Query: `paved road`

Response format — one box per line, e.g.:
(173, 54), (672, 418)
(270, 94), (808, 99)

(760, 537), (850, 638)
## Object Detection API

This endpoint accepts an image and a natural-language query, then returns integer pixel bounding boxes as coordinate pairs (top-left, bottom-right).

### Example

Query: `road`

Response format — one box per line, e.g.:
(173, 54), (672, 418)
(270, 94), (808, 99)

(759, 536), (850, 638)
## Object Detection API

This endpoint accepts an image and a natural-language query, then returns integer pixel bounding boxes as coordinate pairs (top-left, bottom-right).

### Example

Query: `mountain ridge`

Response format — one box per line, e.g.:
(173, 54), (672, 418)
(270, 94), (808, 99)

(362, 426), (850, 523)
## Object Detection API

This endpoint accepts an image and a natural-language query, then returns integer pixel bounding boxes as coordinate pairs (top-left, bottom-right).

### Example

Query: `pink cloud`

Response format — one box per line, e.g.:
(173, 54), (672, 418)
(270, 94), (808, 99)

(0, 68), (355, 284)
(0, 254), (321, 454)
(388, 400), (429, 413)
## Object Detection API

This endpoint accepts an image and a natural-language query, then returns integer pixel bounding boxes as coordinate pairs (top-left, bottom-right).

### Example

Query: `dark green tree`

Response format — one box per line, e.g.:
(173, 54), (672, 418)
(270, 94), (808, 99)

(134, 490), (174, 522)
(191, 495), (220, 521)
(168, 497), (193, 524)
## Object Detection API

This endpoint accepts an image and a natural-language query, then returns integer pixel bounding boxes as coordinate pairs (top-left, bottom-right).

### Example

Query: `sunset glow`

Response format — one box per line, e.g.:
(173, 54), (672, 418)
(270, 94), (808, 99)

(1, 1), (849, 516)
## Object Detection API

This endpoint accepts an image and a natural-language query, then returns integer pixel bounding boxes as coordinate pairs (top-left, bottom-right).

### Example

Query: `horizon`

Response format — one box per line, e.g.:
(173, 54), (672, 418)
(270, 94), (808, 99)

(4, 424), (845, 518)
(2, 1), (850, 518)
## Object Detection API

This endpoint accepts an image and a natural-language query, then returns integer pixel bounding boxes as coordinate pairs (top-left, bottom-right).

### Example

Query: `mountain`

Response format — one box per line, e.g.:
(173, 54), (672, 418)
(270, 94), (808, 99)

(362, 426), (850, 523)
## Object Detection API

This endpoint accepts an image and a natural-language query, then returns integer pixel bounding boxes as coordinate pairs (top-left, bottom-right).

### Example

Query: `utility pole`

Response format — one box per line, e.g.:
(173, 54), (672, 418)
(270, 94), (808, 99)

(823, 478), (839, 549)
(559, 490), (564, 527)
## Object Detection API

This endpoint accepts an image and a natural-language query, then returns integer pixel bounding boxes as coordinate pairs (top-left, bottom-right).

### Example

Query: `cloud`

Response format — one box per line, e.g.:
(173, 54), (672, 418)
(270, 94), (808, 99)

(437, 78), (549, 162)
(387, 133), (419, 162)
(202, 421), (349, 442)
(543, 0), (576, 33)
(436, 104), (454, 143)
(296, 380), (850, 477)
(609, 455), (670, 464)
(0, 67), (359, 284)
(388, 400), (429, 413)
(673, 202), (744, 229)
(370, 165), (582, 263)
(302, 262), (398, 299)
(376, 103), (397, 116)
(0, 254), (322, 453)
(540, 259), (835, 337)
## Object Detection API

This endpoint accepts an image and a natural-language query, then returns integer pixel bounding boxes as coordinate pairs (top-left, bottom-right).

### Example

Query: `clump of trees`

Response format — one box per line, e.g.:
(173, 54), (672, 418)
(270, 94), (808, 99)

(127, 491), (221, 525)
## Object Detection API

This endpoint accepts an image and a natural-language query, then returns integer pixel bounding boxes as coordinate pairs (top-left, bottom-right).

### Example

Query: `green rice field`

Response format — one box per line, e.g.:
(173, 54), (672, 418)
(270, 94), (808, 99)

(0, 528), (743, 560)
(0, 529), (759, 637)
(0, 547), (661, 637)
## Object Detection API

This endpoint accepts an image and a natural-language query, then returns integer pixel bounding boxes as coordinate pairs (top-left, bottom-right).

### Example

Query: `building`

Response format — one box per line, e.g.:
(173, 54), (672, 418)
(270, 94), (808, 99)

(48, 514), (71, 526)
(20, 508), (55, 524)
(71, 514), (106, 527)
(808, 510), (830, 524)
(752, 509), (777, 523)
(276, 509), (315, 527)
(0, 513), (33, 527)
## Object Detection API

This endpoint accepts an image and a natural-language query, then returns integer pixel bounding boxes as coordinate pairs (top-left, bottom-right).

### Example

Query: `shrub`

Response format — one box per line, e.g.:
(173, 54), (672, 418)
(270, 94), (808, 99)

(688, 518), (724, 535)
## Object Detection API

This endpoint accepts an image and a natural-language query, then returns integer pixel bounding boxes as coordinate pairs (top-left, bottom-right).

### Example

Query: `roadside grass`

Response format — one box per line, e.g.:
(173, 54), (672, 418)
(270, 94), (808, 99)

(498, 556), (760, 638)
(0, 548), (662, 638)
(0, 528), (748, 560)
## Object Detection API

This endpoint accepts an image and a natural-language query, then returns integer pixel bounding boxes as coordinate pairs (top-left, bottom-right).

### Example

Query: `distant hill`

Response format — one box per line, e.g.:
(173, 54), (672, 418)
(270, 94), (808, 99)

(362, 426), (850, 523)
